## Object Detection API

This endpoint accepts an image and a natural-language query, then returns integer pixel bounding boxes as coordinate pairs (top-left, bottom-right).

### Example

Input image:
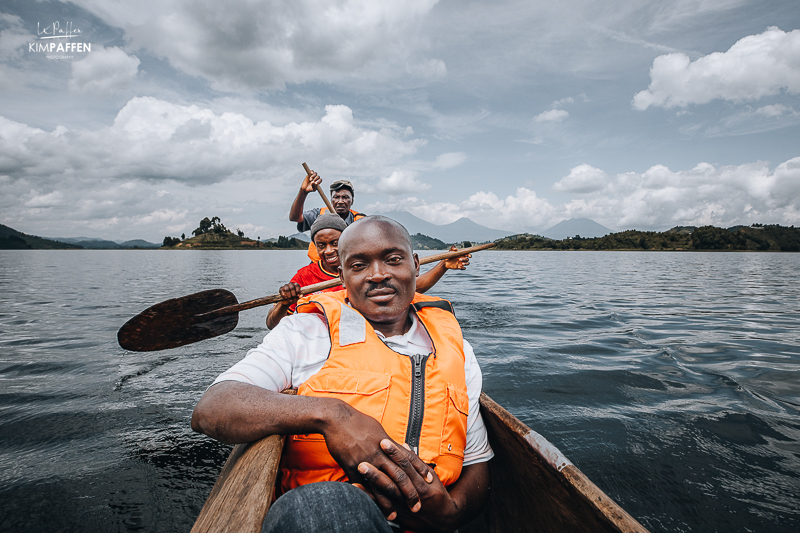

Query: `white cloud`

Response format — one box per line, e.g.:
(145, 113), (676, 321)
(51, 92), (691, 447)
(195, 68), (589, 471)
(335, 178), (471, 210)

(552, 164), (608, 193)
(554, 158), (800, 229)
(755, 104), (795, 118)
(369, 188), (559, 230)
(633, 27), (800, 110)
(432, 152), (467, 169)
(3, 1), (798, 242)
(0, 13), (34, 91)
(368, 157), (800, 233)
(535, 109), (569, 122)
(0, 97), (423, 186)
(377, 170), (431, 195)
(72, 0), (444, 90)
(23, 191), (64, 208)
(0, 13), (30, 61)
(69, 46), (141, 95)
(0, 97), (426, 239)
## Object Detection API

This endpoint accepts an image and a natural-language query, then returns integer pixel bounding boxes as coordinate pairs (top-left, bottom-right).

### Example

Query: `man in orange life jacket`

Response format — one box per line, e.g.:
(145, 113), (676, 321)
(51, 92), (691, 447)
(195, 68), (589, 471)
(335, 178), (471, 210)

(192, 216), (492, 532)
(266, 213), (472, 330)
(290, 170), (364, 263)
(289, 169), (363, 234)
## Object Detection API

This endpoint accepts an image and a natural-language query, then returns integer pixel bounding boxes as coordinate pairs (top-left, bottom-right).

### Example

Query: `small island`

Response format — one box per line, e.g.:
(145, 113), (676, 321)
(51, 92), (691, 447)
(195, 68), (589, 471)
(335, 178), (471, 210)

(161, 217), (307, 250)
(161, 217), (456, 251)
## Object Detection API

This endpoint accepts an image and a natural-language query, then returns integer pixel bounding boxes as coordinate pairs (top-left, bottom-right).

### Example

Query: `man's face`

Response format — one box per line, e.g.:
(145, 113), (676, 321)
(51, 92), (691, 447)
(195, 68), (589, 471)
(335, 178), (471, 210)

(339, 221), (419, 328)
(314, 228), (341, 271)
(331, 189), (353, 217)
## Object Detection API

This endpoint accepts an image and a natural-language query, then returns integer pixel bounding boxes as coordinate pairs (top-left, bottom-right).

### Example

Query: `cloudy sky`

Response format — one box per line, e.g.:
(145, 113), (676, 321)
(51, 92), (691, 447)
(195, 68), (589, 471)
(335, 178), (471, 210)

(1, 0), (799, 241)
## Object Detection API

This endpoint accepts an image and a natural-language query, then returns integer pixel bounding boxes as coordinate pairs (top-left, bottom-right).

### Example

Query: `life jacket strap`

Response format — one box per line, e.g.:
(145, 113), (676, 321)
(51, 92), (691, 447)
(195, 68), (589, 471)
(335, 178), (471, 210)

(412, 300), (454, 315)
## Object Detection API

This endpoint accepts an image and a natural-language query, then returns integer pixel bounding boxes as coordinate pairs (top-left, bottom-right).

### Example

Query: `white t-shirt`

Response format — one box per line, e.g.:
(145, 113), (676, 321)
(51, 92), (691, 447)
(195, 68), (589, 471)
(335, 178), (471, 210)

(213, 310), (494, 466)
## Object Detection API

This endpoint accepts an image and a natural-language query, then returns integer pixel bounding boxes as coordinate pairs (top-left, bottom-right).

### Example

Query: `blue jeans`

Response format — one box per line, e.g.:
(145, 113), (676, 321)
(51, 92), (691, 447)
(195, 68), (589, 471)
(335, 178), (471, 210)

(262, 482), (395, 533)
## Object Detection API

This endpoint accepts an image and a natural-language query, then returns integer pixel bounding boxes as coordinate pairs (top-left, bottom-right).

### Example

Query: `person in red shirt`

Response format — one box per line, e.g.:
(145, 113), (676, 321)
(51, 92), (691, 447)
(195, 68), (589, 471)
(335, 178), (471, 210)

(266, 214), (470, 329)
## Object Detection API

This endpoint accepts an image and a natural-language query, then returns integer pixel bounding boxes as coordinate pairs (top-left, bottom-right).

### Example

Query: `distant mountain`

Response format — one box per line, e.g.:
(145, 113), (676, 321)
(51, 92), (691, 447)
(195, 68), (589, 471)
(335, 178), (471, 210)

(666, 226), (696, 235)
(46, 236), (159, 249)
(50, 237), (123, 249)
(119, 239), (160, 249)
(542, 218), (612, 239)
(379, 211), (514, 243)
(288, 232), (311, 243)
(0, 223), (82, 249)
(46, 236), (160, 249)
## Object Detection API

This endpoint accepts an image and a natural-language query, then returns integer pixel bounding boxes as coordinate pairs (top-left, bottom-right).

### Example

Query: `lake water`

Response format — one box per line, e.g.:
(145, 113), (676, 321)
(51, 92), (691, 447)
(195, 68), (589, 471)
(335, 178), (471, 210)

(1, 250), (798, 532)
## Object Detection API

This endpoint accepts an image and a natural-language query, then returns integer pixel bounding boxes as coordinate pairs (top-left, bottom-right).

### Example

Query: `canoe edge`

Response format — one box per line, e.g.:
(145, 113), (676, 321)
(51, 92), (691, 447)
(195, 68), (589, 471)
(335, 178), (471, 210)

(479, 393), (649, 533)
(523, 429), (573, 472)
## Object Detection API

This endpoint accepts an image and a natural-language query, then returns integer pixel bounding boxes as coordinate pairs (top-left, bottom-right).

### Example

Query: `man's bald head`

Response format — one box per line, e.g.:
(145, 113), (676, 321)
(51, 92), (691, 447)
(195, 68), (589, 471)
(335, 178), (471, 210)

(337, 216), (419, 333)
(338, 216), (413, 263)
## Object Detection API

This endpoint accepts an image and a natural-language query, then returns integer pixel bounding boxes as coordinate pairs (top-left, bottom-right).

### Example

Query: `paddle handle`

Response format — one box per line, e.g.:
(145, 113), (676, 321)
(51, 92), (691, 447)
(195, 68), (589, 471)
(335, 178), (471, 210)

(416, 241), (495, 263)
(198, 242), (495, 318)
(303, 162), (335, 213)
(202, 278), (343, 318)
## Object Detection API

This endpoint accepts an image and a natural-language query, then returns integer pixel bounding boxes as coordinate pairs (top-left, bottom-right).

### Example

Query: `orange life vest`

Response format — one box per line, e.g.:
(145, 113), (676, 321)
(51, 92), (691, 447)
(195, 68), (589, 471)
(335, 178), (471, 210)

(306, 209), (366, 262)
(278, 291), (469, 494)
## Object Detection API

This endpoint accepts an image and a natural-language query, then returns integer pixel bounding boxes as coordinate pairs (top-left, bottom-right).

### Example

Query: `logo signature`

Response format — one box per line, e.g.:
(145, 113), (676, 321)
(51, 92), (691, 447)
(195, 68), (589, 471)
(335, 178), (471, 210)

(28, 21), (91, 58)
(37, 21), (82, 40)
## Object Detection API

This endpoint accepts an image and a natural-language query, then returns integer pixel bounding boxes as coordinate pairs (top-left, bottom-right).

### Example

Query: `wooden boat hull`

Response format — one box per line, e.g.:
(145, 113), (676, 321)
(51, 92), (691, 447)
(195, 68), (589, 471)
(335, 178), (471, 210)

(192, 393), (649, 533)
(461, 394), (648, 533)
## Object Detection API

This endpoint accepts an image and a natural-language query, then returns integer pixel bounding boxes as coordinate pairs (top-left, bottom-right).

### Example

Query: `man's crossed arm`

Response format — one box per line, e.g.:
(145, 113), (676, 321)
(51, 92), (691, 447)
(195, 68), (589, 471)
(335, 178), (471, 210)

(191, 381), (490, 532)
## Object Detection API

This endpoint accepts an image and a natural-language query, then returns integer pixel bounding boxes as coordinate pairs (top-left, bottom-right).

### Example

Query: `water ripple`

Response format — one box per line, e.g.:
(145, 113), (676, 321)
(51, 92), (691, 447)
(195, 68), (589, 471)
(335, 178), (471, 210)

(1, 250), (799, 532)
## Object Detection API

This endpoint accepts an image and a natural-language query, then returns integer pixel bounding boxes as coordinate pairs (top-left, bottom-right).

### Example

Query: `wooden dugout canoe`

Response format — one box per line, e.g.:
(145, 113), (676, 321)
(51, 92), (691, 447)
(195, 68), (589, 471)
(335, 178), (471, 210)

(191, 392), (649, 533)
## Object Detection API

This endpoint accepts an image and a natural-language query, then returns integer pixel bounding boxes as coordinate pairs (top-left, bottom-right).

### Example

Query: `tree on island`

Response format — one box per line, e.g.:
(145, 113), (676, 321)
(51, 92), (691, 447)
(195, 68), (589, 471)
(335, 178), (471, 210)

(277, 236), (297, 248)
(691, 226), (735, 250)
(192, 216), (231, 237)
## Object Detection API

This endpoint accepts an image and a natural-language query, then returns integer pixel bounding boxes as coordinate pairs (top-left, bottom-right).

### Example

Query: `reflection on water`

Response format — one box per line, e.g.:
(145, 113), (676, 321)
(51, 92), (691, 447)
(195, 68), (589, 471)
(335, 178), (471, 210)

(1, 250), (799, 532)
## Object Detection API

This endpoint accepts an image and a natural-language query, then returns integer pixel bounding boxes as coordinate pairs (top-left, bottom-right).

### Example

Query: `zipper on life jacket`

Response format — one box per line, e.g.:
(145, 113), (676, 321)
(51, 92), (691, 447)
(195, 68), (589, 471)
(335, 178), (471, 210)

(405, 352), (430, 454)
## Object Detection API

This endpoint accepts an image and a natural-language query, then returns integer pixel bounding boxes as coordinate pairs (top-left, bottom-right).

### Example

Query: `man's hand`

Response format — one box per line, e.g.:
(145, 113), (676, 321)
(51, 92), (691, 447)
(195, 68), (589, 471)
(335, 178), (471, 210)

(301, 171), (322, 193)
(290, 171), (321, 222)
(357, 440), (462, 532)
(279, 282), (302, 305)
(443, 246), (471, 270)
(319, 403), (402, 485)
(416, 246), (471, 294)
(266, 282), (302, 329)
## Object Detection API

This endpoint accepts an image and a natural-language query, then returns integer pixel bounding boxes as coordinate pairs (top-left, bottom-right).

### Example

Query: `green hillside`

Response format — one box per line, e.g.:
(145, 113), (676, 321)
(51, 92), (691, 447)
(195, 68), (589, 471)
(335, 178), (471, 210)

(494, 224), (800, 251)
(0, 223), (83, 249)
(164, 231), (293, 249)
(165, 232), (306, 250)
(411, 233), (447, 250)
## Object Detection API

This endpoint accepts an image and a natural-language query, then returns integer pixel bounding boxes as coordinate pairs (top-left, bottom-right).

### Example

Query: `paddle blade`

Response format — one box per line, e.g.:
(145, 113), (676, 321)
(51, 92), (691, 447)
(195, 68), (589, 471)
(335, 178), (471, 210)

(118, 289), (239, 352)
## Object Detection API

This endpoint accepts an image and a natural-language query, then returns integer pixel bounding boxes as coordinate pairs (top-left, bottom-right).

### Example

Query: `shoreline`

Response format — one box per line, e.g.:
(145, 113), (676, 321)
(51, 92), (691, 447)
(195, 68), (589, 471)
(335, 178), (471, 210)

(3, 247), (799, 253)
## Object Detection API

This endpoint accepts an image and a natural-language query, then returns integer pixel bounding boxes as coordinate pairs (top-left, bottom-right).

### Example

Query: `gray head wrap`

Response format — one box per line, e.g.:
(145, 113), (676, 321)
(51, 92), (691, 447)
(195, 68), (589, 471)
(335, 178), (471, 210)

(310, 213), (348, 241)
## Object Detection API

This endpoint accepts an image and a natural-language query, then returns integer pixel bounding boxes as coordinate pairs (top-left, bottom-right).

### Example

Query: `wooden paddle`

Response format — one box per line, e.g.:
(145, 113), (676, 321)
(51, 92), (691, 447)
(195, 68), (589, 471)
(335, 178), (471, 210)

(302, 162), (335, 212)
(118, 242), (495, 352)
